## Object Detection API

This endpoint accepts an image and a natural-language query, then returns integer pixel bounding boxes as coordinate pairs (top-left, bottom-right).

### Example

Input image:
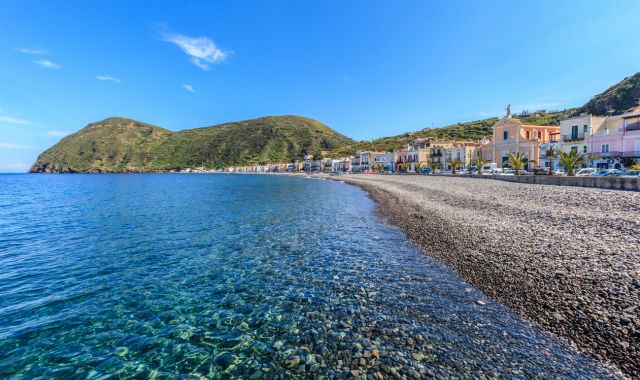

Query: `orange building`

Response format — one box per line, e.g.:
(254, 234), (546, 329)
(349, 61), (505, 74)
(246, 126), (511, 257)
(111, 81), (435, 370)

(487, 106), (560, 169)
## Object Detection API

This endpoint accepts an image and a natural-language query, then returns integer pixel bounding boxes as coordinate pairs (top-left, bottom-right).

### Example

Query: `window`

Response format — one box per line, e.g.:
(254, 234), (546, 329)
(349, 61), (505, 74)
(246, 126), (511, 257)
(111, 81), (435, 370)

(526, 131), (530, 140)
(503, 131), (509, 140)
(583, 146), (587, 153)
(583, 125), (588, 133)
(601, 144), (609, 153)
(571, 146), (578, 153)
(571, 125), (578, 139)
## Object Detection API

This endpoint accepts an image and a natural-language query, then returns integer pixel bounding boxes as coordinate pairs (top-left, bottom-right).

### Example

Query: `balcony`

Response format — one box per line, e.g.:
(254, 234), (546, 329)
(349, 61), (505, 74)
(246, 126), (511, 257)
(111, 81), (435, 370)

(591, 151), (622, 159)
(625, 122), (640, 132)
(562, 133), (586, 142)
(623, 151), (640, 158)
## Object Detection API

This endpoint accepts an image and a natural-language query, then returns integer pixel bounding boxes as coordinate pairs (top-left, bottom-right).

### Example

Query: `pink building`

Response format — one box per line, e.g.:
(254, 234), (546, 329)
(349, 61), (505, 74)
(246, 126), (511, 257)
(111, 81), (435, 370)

(589, 107), (640, 168)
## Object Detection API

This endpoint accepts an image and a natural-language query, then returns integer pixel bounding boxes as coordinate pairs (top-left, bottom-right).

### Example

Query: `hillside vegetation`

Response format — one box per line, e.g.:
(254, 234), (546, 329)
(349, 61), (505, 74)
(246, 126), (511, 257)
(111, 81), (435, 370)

(30, 116), (355, 173)
(579, 72), (640, 116)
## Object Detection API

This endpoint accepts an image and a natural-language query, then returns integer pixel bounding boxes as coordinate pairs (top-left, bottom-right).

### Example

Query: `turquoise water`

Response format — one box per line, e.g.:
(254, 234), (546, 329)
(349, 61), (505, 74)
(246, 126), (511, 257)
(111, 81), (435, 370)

(0, 174), (612, 379)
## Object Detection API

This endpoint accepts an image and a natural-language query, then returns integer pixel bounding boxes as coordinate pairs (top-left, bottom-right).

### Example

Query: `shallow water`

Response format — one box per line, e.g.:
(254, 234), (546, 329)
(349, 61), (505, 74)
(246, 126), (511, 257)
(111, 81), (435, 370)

(0, 174), (613, 378)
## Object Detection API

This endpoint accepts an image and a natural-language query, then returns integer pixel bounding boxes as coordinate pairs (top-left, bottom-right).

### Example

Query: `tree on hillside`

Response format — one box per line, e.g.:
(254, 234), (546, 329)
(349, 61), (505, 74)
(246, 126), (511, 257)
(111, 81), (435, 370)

(505, 152), (532, 175)
(447, 160), (463, 175)
(556, 150), (589, 176)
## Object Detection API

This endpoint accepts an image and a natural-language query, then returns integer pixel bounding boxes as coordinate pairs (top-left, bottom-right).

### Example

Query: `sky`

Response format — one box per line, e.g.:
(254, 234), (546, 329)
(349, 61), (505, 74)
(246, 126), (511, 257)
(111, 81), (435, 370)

(1, 0), (640, 172)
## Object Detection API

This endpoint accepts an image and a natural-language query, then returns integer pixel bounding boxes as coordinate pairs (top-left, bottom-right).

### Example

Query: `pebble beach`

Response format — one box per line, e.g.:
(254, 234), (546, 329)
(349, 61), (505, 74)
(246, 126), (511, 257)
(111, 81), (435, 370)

(328, 174), (640, 377)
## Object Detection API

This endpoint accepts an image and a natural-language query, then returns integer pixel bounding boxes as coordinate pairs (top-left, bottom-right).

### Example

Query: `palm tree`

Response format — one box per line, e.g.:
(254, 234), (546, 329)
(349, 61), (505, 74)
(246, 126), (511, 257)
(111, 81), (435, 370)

(414, 161), (423, 174)
(428, 161), (440, 174)
(474, 157), (490, 175)
(505, 152), (532, 175)
(556, 150), (589, 176)
(447, 160), (463, 175)
(401, 162), (409, 173)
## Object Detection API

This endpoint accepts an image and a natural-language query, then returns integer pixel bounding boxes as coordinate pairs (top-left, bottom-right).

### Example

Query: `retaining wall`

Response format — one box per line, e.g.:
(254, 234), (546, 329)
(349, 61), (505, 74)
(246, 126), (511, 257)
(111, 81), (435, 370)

(488, 174), (640, 191)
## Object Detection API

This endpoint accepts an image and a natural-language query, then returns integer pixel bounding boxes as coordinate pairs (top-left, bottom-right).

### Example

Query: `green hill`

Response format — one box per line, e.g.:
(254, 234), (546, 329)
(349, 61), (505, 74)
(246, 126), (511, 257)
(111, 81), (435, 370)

(29, 118), (173, 173)
(30, 116), (355, 173)
(579, 72), (640, 116)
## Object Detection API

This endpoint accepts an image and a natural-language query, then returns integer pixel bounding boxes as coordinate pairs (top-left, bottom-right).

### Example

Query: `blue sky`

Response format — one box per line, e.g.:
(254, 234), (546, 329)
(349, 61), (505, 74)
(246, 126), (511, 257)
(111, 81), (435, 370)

(1, 0), (639, 172)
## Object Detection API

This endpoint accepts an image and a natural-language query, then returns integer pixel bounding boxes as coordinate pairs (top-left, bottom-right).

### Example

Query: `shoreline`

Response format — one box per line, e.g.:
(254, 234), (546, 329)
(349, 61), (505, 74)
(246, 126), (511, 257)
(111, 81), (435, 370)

(312, 173), (638, 378)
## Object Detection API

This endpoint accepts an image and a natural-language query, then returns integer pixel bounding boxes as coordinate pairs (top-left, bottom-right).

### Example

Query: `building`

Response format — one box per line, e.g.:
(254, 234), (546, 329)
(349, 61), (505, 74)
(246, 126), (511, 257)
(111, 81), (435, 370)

(558, 114), (606, 156)
(487, 106), (560, 170)
(442, 142), (480, 169)
(589, 107), (640, 169)
(373, 152), (395, 172)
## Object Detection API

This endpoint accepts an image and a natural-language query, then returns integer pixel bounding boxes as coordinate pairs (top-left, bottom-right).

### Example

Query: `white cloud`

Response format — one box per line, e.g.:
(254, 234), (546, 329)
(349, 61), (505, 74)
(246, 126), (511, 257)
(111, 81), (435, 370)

(0, 163), (30, 171)
(96, 75), (121, 84)
(161, 29), (229, 70)
(182, 84), (195, 93)
(34, 59), (61, 69)
(15, 47), (47, 55)
(0, 142), (30, 149)
(0, 115), (33, 125)
(43, 130), (69, 137)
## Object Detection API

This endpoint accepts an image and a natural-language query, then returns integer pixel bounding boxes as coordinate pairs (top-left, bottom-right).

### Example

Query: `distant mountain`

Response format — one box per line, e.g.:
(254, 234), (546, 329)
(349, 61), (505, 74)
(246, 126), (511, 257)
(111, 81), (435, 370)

(579, 72), (640, 116)
(30, 116), (355, 173)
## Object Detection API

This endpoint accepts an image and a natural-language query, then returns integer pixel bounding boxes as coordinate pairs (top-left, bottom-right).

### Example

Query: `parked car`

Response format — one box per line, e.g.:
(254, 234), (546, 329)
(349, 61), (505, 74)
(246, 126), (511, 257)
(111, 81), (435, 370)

(589, 169), (622, 177)
(491, 168), (504, 175)
(501, 169), (515, 176)
(575, 168), (598, 176)
(481, 163), (497, 175)
(621, 170), (640, 177)
(457, 169), (470, 176)
(534, 168), (550, 175)
(554, 169), (566, 176)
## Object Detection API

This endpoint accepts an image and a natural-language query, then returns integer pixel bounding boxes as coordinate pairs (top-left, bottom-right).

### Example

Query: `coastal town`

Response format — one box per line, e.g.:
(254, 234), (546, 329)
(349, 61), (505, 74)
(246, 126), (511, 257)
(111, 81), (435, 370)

(217, 105), (640, 176)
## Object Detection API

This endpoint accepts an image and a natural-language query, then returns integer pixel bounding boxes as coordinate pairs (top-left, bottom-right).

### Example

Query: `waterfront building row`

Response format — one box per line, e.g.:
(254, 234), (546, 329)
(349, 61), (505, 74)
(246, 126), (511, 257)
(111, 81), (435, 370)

(223, 105), (640, 174)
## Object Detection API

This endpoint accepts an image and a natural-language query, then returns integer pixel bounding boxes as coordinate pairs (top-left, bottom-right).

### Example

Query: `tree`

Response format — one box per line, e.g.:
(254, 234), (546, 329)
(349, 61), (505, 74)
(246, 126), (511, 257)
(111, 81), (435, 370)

(428, 161), (440, 174)
(474, 157), (490, 174)
(414, 161), (423, 174)
(447, 160), (463, 175)
(556, 150), (589, 176)
(505, 152), (532, 175)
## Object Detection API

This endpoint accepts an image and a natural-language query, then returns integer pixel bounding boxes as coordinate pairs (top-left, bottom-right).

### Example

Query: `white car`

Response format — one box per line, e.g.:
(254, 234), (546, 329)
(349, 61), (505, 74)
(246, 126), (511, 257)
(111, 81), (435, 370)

(575, 168), (597, 176)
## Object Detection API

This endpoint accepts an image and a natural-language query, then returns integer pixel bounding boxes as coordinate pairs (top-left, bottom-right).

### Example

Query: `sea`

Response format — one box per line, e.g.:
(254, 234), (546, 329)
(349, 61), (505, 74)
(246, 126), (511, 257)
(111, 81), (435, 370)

(0, 174), (613, 378)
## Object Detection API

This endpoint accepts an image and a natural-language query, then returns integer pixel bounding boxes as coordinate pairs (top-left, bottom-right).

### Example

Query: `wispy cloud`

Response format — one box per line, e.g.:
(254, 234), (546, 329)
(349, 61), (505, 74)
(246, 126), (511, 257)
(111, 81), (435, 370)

(0, 163), (30, 172)
(96, 75), (121, 84)
(0, 115), (33, 125)
(43, 130), (69, 137)
(34, 59), (61, 69)
(160, 28), (229, 70)
(15, 47), (47, 55)
(0, 142), (30, 150)
(182, 84), (195, 93)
